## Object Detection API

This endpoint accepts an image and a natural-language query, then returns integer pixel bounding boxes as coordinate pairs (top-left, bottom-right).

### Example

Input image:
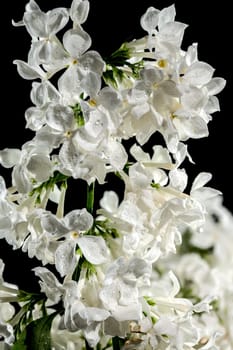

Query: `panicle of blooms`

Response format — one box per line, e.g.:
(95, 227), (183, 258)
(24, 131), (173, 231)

(0, 0), (229, 349)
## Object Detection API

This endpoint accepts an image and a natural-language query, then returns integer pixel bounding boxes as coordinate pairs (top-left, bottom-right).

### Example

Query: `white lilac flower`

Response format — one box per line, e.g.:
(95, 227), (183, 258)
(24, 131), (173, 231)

(60, 280), (110, 347)
(51, 314), (85, 350)
(56, 100), (127, 183)
(0, 141), (54, 194)
(100, 257), (152, 323)
(154, 194), (233, 348)
(22, 208), (58, 265)
(0, 260), (17, 346)
(33, 267), (64, 304)
(98, 148), (205, 260)
(40, 208), (111, 276)
(0, 176), (28, 249)
(0, 1), (229, 349)
(25, 80), (61, 131)
(18, 1), (69, 70)
(118, 6), (225, 152)
(141, 5), (187, 52)
(57, 28), (105, 105)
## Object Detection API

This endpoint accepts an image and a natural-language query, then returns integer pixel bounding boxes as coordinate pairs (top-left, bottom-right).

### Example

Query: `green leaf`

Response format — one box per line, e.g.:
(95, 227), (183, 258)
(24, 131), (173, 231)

(12, 329), (27, 350)
(13, 313), (57, 350)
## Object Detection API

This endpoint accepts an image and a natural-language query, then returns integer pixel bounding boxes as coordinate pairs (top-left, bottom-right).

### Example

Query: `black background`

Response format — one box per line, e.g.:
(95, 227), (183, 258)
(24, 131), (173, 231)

(0, 0), (232, 289)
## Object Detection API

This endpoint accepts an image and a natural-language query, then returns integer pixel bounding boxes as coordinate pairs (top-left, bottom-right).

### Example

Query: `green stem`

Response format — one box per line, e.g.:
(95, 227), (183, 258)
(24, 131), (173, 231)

(86, 182), (95, 214)
(112, 336), (123, 350)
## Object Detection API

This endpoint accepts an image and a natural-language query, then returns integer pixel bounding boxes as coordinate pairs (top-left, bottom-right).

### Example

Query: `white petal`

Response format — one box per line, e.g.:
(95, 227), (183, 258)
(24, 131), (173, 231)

(55, 240), (76, 277)
(184, 61), (215, 86)
(79, 307), (109, 322)
(185, 43), (198, 66)
(70, 0), (90, 25)
(46, 8), (69, 35)
(38, 40), (67, 68)
(107, 140), (128, 170)
(46, 104), (74, 132)
(141, 67), (164, 86)
(64, 208), (93, 232)
(128, 82), (148, 105)
(0, 303), (15, 323)
(24, 10), (47, 37)
(192, 187), (222, 202)
(58, 66), (82, 104)
(103, 317), (129, 337)
(181, 86), (207, 110)
(13, 60), (43, 80)
(12, 164), (32, 193)
(129, 163), (150, 188)
(0, 217), (12, 234)
(25, 107), (45, 131)
(160, 80), (181, 97)
(140, 7), (160, 33)
(33, 266), (62, 289)
(98, 87), (121, 110)
(158, 5), (176, 29)
(0, 148), (21, 168)
(169, 168), (187, 192)
(152, 168), (168, 186)
(99, 191), (119, 213)
(160, 21), (187, 47)
(173, 115), (209, 139)
(35, 125), (63, 149)
(79, 51), (105, 75)
(152, 145), (171, 163)
(41, 213), (68, 236)
(63, 28), (91, 58)
(205, 77), (226, 95)
(86, 110), (106, 138)
(26, 0), (41, 12)
(26, 154), (52, 182)
(168, 270), (180, 297)
(0, 176), (7, 199)
(59, 140), (86, 177)
(33, 266), (63, 303)
(49, 184), (62, 204)
(135, 114), (157, 145)
(131, 103), (150, 119)
(130, 144), (150, 162)
(46, 81), (61, 102)
(80, 72), (101, 98)
(77, 236), (110, 265)
(112, 304), (141, 322)
(205, 96), (220, 113)
(191, 172), (212, 191)
(31, 82), (45, 107)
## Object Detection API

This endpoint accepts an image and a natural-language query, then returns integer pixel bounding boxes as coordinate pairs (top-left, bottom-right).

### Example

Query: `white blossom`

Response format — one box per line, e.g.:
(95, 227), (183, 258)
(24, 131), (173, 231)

(0, 1), (230, 349)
